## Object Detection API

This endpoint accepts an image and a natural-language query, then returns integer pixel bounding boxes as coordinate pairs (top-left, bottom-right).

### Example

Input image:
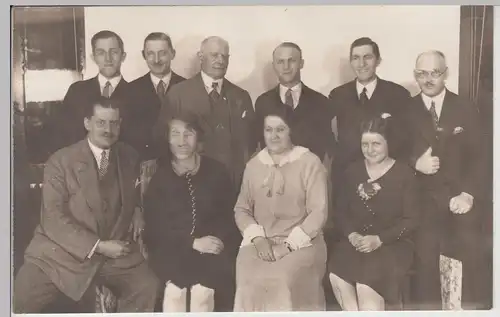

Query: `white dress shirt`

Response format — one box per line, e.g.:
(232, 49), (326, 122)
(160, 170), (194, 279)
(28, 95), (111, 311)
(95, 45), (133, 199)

(150, 71), (172, 93)
(97, 73), (122, 96)
(201, 71), (223, 94)
(279, 82), (302, 109)
(421, 88), (446, 120)
(356, 77), (378, 100)
(87, 138), (110, 170)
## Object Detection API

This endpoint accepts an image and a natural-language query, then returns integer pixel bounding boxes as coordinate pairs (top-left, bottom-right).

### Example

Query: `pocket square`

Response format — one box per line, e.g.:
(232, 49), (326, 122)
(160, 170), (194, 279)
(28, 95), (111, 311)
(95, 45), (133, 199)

(242, 110), (247, 118)
(453, 127), (464, 135)
(381, 112), (392, 119)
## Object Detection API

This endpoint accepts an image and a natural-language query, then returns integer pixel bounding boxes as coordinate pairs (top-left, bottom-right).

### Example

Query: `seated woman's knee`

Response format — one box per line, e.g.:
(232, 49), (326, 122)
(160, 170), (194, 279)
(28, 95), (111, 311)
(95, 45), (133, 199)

(164, 282), (187, 302)
(191, 284), (214, 304)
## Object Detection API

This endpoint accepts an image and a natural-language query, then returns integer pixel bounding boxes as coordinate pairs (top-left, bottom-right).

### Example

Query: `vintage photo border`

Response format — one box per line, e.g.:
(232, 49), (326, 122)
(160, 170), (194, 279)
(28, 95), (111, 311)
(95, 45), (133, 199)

(4, 0), (499, 316)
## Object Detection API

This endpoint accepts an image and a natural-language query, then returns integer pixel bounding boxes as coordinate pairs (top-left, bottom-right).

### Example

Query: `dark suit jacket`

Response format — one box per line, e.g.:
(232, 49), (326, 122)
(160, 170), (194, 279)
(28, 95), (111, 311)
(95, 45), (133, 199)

(157, 72), (257, 188)
(254, 83), (336, 160)
(407, 89), (487, 207)
(23, 139), (145, 301)
(54, 76), (129, 152)
(122, 72), (185, 161)
(329, 77), (411, 175)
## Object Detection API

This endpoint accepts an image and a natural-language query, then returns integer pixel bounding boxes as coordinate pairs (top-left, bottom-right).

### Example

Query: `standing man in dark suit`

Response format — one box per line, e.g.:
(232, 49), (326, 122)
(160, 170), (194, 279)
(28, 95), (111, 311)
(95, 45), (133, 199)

(157, 36), (256, 190)
(54, 30), (129, 152)
(254, 42), (335, 162)
(123, 32), (185, 162)
(407, 51), (487, 310)
(13, 97), (159, 313)
(328, 37), (411, 203)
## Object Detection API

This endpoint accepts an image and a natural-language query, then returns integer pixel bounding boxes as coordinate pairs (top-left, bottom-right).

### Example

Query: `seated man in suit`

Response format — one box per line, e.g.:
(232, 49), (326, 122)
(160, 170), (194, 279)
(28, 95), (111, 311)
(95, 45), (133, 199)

(157, 36), (256, 191)
(123, 32), (185, 162)
(407, 50), (487, 310)
(329, 37), (411, 204)
(13, 97), (159, 313)
(53, 30), (129, 152)
(254, 42), (335, 162)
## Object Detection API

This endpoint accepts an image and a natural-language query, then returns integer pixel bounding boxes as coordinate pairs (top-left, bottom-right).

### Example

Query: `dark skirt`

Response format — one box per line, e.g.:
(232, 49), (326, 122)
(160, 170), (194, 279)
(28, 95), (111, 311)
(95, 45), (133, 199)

(150, 248), (235, 290)
(328, 238), (414, 305)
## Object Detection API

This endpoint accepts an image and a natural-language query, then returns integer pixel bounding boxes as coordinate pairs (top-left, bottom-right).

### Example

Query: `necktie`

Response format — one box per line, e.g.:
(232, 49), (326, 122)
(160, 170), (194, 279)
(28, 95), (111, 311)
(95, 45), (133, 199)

(102, 81), (112, 98)
(285, 89), (294, 108)
(209, 82), (220, 100)
(429, 100), (439, 129)
(157, 80), (166, 100)
(359, 87), (369, 105)
(99, 150), (109, 179)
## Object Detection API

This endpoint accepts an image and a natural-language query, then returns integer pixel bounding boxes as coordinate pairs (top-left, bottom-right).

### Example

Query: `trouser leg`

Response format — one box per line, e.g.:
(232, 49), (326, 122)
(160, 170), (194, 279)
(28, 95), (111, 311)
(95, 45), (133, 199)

(13, 262), (63, 313)
(99, 259), (159, 312)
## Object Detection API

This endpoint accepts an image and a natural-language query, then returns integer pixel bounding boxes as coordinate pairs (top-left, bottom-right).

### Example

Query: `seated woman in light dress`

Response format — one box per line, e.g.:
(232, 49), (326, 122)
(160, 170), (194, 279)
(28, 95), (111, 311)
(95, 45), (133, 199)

(328, 115), (420, 311)
(233, 107), (329, 311)
(142, 112), (239, 312)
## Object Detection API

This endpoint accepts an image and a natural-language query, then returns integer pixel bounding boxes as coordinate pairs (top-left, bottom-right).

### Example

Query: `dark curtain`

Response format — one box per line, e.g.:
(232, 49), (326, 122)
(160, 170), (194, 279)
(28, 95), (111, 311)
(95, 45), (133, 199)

(458, 5), (493, 310)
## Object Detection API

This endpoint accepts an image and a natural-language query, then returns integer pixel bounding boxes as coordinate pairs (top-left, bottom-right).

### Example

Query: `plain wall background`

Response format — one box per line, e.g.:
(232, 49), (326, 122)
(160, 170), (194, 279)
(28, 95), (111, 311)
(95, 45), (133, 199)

(83, 5), (461, 102)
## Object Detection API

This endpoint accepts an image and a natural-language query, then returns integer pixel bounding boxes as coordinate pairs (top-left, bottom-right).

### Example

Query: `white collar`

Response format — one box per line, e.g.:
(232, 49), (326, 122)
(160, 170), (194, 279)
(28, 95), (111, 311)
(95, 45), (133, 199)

(356, 77), (378, 99)
(87, 138), (110, 167)
(279, 82), (302, 94)
(150, 71), (172, 90)
(258, 146), (309, 167)
(201, 71), (223, 94)
(279, 82), (302, 108)
(421, 88), (446, 109)
(97, 73), (122, 90)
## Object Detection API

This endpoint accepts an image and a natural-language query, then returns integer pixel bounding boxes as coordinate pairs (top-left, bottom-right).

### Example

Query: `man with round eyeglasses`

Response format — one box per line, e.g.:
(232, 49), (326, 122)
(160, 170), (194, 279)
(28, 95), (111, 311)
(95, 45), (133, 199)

(406, 50), (487, 310)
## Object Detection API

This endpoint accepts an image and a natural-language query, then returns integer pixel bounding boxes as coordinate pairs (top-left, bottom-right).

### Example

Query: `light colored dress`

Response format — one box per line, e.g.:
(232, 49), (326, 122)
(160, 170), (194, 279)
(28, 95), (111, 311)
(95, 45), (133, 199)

(233, 146), (328, 311)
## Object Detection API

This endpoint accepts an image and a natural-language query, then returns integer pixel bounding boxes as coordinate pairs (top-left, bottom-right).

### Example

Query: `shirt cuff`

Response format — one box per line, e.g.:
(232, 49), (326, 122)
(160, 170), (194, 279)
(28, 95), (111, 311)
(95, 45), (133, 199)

(285, 226), (312, 251)
(87, 239), (100, 259)
(240, 224), (265, 247)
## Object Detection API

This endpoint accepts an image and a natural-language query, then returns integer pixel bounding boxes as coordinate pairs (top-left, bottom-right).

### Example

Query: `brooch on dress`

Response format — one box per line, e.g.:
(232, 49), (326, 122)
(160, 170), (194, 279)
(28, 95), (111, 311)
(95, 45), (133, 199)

(357, 181), (382, 201)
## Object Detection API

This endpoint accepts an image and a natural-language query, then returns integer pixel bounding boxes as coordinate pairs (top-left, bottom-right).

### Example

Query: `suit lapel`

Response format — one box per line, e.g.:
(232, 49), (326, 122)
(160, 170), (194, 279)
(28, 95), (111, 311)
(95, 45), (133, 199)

(91, 76), (102, 98)
(369, 78), (385, 106)
(294, 83), (308, 112)
(113, 77), (128, 96)
(414, 94), (439, 146)
(222, 79), (247, 139)
(195, 74), (218, 131)
(169, 72), (184, 90)
(144, 73), (158, 96)
(109, 144), (134, 239)
(74, 140), (102, 231)
(271, 85), (282, 105)
(438, 90), (457, 136)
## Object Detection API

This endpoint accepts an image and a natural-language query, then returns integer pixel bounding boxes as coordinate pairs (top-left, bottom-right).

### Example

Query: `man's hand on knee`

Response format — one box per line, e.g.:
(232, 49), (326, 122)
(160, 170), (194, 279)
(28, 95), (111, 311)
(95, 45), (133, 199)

(97, 240), (131, 258)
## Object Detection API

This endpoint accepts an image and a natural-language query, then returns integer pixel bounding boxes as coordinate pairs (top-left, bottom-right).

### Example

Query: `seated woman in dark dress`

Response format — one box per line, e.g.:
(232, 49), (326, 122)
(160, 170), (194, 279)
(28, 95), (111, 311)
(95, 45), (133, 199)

(142, 112), (239, 312)
(328, 115), (420, 311)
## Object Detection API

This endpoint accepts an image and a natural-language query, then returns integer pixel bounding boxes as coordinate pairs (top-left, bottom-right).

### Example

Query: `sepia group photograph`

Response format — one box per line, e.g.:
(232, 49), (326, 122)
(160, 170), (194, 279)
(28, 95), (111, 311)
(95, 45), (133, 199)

(10, 3), (496, 316)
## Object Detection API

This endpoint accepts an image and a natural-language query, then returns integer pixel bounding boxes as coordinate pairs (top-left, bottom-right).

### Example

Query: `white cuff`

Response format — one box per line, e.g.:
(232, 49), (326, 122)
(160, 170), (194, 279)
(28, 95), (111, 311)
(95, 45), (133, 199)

(240, 224), (265, 247)
(87, 239), (100, 259)
(285, 226), (312, 251)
